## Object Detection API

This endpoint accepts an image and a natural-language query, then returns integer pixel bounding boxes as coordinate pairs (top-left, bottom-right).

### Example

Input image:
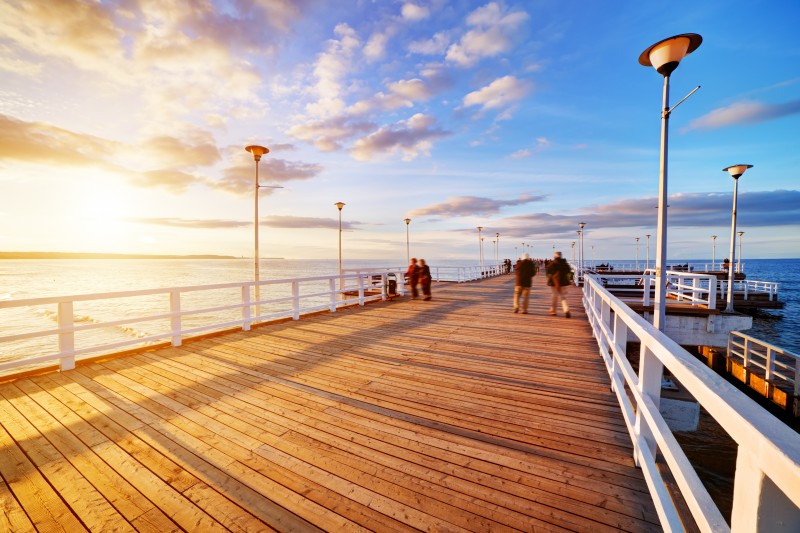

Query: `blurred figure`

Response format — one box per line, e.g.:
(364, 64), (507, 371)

(419, 258), (432, 300)
(513, 253), (536, 314)
(405, 257), (419, 298)
(546, 251), (571, 318)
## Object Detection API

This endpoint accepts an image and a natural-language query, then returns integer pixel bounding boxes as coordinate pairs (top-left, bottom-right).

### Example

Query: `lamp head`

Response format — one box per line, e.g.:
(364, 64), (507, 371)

(576, 230), (581, 236)
(639, 33), (702, 76)
(404, 218), (411, 225)
(477, 226), (483, 231)
(722, 164), (753, 179)
(245, 145), (269, 161)
(738, 231), (744, 237)
(579, 222), (586, 229)
(335, 201), (345, 211)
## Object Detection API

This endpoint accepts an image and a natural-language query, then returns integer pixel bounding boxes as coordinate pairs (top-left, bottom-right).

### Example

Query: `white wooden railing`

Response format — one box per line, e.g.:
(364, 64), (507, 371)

(728, 331), (799, 397)
(719, 279), (780, 302)
(0, 271), (406, 375)
(592, 261), (745, 273)
(582, 274), (800, 532)
(343, 264), (507, 282)
(590, 270), (717, 309)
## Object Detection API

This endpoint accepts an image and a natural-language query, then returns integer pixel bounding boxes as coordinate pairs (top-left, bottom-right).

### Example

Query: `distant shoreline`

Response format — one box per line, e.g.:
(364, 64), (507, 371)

(0, 252), (242, 260)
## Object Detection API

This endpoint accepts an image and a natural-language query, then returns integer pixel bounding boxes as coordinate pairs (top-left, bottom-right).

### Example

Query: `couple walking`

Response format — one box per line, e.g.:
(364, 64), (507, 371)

(513, 251), (571, 317)
(405, 258), (432, 300)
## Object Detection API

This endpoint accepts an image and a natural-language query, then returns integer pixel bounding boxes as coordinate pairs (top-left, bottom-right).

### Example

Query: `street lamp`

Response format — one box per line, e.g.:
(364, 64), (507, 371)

(737, 231), (745, 273)
(404, 218), (411, 264)
(645, 234), (651, 270)
(246, 144), (269, 319)
(496, 233), (500, 265)
(477, 227), (483, 275)
(335, 202), (345, 284)
(639, 33), (702, 330)
(635, 237), (640, 271)
(571, 241), (575, 264)
(578, 222), (586, 283)
(722, 164), (752, 313)
(711, 235), (717, 270)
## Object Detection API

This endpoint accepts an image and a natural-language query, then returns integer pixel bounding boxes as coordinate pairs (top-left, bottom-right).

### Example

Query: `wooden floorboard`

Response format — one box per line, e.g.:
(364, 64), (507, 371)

(0, 274), (661, 532)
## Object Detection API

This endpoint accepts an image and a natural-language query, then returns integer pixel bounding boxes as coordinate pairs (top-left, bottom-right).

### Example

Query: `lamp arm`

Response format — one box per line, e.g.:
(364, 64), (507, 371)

(666, 85), (700, 116)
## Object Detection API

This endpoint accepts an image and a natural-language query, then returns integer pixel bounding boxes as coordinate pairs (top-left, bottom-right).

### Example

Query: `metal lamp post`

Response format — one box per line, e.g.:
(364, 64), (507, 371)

(571, 241), (575, 264)
(645, 234), (651, 270)
(245, 144), (270, 319)
(639, 33), (702, 330)
(579, 222), (586, 283)
(496, 233), (500, 265)
(635, 237), (640, 271)
(404, 218), (411, 264)
(737, 231), (744, 274)
(477, 227), (483, 275)
(335, 202), (345, 284)
(723, 164), (752, 313)
(711, 235), (717, 270)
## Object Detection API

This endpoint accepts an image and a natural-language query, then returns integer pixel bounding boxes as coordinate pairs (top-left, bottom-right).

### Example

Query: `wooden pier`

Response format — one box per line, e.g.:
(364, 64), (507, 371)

(0, 275), (661, 532)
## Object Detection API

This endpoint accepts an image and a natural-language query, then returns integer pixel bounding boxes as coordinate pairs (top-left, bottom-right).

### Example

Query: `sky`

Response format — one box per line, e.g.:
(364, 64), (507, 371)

(1, 0), (798, 263)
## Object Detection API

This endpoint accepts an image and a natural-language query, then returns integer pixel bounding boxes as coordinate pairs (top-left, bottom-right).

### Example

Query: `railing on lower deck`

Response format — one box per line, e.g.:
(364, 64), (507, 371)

(582, 273), (800, 532)
(728, 331), (799, 397)
(0, 271), (406, 376)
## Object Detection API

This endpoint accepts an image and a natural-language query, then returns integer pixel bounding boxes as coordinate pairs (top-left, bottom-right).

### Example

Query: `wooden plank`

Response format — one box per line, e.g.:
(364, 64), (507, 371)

(0, 473), (36, 533)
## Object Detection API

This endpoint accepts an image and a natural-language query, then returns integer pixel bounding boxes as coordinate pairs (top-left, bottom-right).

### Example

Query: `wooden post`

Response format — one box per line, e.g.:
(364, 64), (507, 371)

(170, 290), (182, 346)
(358, 276), (365, 306)
(57, 301), (75, 371)
(292, 281), (300, 320)
(329, 278), (337, 312)
(731, 448), (800, 532)
(242, 285), (251, 330)
(633, 344), (662, 467)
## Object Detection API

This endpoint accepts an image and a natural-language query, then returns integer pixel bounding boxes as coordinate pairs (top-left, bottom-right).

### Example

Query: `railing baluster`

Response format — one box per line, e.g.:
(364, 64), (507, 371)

(358, 276), (365, 306)
(242, 285), (251, 330)
(329, 278), (337, 312)
(292, 281), (300, 320)
(170, 290), (182, 346)
(633, 344), (662, 467)
(57, 301), (75, 371)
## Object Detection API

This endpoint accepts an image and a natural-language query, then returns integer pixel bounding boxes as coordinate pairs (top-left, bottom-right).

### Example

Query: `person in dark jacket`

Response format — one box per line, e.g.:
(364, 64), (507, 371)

(419, 259), (432, 300)
(405, 258), (420, 298)
(546, 251), (571, 318)
(513, 253), (536, 313)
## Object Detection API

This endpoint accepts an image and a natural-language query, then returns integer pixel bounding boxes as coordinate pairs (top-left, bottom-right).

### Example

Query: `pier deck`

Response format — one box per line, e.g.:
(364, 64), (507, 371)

(0, 275), (660, 532)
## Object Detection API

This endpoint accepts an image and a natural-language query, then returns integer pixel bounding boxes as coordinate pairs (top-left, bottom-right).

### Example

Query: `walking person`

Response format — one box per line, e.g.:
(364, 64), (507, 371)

(513, 253), (536, 314)
(546, 251), (571, 318)
(405, 257), (420, 299)
(419, 258), (432, 300)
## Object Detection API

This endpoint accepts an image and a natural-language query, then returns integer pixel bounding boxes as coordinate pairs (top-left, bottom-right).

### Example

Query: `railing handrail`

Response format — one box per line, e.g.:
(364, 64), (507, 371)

(582, 273), (800, 532)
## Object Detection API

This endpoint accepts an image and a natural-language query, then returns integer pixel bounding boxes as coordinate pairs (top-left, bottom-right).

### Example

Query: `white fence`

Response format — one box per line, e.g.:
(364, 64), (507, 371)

(728, 331), (800, 397)
(582, 273), (800, 532)
(0, 271), (406, 375)
(343, 264), (506, 282)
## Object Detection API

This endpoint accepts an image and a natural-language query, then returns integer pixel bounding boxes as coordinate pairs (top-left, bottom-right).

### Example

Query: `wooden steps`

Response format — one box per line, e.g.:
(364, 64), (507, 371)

(0, 275), (660, 532)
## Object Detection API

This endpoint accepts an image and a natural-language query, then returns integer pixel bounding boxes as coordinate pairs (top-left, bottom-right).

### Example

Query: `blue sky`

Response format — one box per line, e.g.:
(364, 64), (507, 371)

(1, 0), (798, 262)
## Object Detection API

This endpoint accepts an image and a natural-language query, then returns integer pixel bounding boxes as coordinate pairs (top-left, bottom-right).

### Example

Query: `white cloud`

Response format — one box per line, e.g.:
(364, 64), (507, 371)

(510, 149), (531, 159)
(351, 113), (449, 161)
(409, 32), (450, 55)
(463, 75), (531, 111)
(686, 100), (800, 130)
(402, 3), (430, 21)
(306, 23), (360, 118)
(446, 2), (528, 67)
(364, 31), (390, 62)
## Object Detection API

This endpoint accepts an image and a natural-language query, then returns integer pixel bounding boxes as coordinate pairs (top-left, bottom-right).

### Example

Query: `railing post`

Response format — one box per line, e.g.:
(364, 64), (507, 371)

(764, 347), (774, 394)
(398, 273), (406, 296)
(170, 290), (182, 346)
(633, 344), (662, 467)
(611, 312), (628, 392)
(242, 285), (251, 330)
(329, 278), (337, 312)
(707, 275), (716, 310)
(57, 301), (76, 371)
(730, 447), (800, 532)
(358, 276), (365, 306)
(381, 274), (388, 301)
(743, 336), (750, 382)
(292, 281), (300, 320)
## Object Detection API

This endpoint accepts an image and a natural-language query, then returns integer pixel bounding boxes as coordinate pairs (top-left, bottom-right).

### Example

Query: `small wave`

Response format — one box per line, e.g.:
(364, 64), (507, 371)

(0, 293), (12, 300)
(115, 325), (150, 339)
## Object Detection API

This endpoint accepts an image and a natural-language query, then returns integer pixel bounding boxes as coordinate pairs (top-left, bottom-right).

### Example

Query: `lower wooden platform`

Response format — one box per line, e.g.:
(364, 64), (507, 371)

(0, 275), (660, 532)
